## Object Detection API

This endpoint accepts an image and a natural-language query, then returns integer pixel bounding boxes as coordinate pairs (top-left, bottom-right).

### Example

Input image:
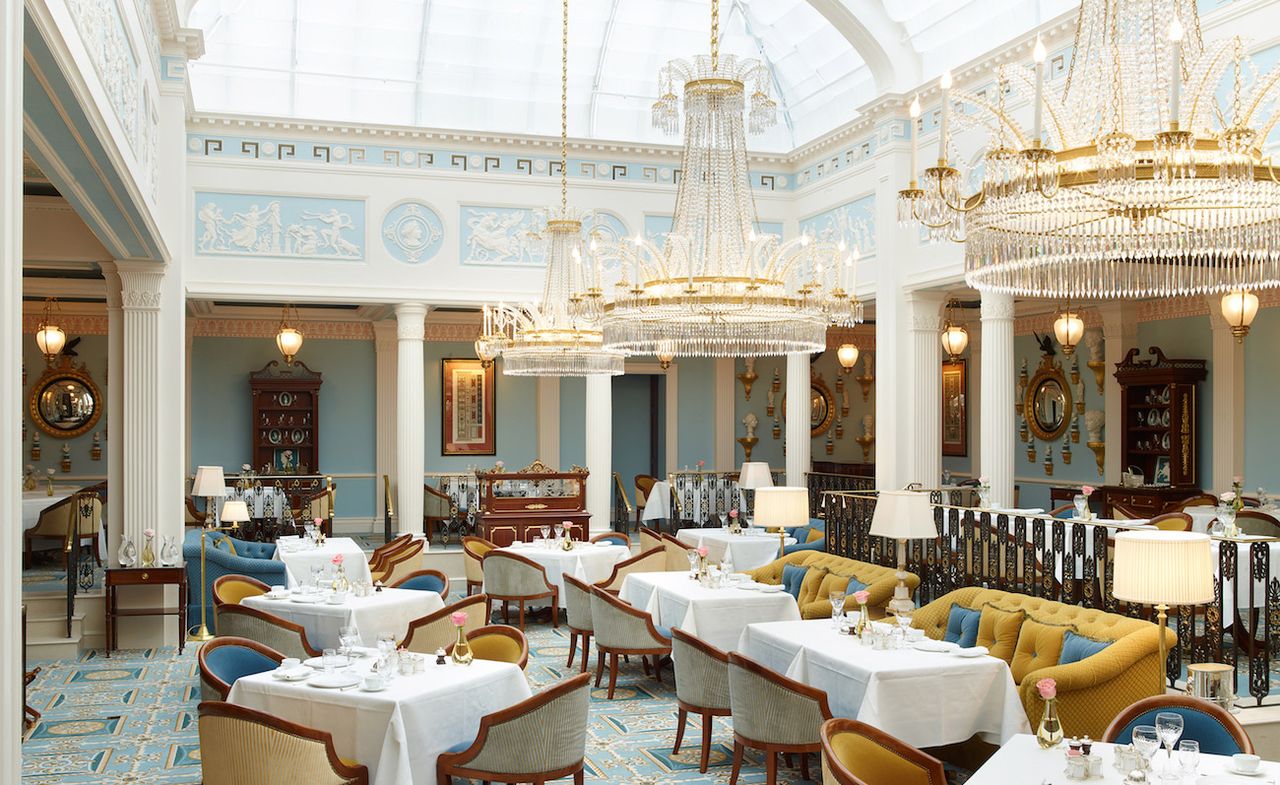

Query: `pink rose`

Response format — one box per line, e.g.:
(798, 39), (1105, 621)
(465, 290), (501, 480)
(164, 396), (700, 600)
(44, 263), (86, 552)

(450, 611), (468, 627)
(1081, 485), (1095, 496)
(331, 553), (344, 566)
(1037, 677), (1057, 699)
(852, 590), (870, 605)
(729, 509), (738, 518)
(143, 528), (155, 538)
(696, 545), (708, 557)
(1221, 491), (1237, 502)
(697, 459), (705, 468)
(313, 517), (322, 526)
(1234, 475), (1244, 485)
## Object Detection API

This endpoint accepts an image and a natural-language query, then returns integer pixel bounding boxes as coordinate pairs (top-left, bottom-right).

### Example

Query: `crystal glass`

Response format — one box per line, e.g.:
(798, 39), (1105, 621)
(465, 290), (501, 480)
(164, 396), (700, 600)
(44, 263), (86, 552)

(687, 549), (699, 579)
(1216, 505), (1237, 535)
(322, 648), (340, 674)
(540, 525), (550, 541)
(1177, 740), (1199, 779)
(1132, 725), (1160, 770)
(829, 591), (846, 630)
(1073, 494), (1089, 520)
(1155, 712), (1184, 777)
(309, 564), (324, 592)
(552, 523), (563, 541)
(339, 625), (360, 664)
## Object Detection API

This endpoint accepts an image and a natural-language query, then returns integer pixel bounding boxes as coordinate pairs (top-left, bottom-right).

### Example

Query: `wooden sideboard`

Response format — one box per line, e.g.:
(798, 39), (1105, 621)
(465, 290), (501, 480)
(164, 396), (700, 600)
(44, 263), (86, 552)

(1095, 485), (1199, 518)
(474, 461), (591, 547)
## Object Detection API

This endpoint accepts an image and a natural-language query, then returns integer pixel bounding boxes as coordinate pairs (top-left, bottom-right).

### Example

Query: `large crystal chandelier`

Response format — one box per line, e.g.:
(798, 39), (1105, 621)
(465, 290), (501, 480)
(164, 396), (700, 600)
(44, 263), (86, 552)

(473, 0), (624, 377)
(898, 0), (1280, 300)
(592, 0), (862, 358)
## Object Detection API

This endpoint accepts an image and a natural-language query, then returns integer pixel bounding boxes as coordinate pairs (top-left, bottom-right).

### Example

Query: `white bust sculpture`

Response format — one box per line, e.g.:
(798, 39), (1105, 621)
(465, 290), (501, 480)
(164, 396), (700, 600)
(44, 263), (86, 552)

(1085, 330), (1103, 361)
(743, 411), (759, 439)
(1085, 410), (1104, 442)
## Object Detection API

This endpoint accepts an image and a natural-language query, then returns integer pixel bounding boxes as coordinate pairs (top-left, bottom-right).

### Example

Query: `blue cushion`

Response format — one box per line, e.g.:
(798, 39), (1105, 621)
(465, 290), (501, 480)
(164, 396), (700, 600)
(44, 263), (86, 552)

(1113, 707), (1246, 757)
(943, 604), (981, 648)
(844, 576), (868, 595)
(1059, 631), (1112, 665)
(781, 564), (808, 600)
(205, 645), (278, 687)
(445, 739), (473, 753)
(399, 575), (445, 593)
(596, 535), (628, 546)
(655, 624), (673, 640)
(786, 526), (811, 543)
(809, 518), (826, 533)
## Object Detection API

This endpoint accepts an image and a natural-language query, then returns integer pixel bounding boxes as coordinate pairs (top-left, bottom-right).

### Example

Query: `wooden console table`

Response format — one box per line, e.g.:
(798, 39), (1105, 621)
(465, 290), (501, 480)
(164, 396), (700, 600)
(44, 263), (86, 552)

(105, 567), (188, 656)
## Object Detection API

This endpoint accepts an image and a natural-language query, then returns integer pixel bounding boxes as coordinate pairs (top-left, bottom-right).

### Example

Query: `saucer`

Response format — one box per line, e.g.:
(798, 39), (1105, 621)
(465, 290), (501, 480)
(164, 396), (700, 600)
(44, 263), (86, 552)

(360, 683), (388, 692)
(1225, 764), (1265, 777)
(272, 667), (311, 681)
(265, 591), (290, 600)
(310, 671), (360, 689)
(290, 594), (322, 604)
(757, 584), (783, 594)
(953, 646), (989, 658)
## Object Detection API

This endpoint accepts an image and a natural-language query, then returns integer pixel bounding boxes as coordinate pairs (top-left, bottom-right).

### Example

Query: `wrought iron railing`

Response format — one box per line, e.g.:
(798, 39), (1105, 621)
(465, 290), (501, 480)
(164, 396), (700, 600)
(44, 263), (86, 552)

(668, 470), (785, 526)
(822, 491), (1280, 705)
(611, 473), (633, 532)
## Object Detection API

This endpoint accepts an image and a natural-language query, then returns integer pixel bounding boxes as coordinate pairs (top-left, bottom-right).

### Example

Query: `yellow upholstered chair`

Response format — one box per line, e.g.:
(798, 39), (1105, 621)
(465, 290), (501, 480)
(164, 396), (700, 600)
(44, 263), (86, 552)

(402, 594), (489, 654)
(371, 539), (424, 584)
(24, 489), (102, 568)
(820, 718), (946, 785)
(214, 603), (322, 659)
(211, 575), (271, 608)
(726, 652), (832, 785)
(595, 547), (666, 594)
(448, 624), (529, 670)
(1150, 511), (1193, 531)
(635, 475), (658, 525)
(745, 551), (914, 620)
(198, 700), (368, 785)
(462, 535), (496, 595)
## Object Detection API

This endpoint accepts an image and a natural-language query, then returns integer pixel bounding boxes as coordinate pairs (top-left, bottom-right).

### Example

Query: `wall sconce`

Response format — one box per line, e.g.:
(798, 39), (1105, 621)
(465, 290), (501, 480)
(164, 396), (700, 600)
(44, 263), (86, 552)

(836, 343), (859, 375)
(275, 304), (304, 365)
(1054, 300), (1084, 355)
(1221, 289), (1259, 343)
(35, 297), (67, 363)
(940, 299), (968, 360)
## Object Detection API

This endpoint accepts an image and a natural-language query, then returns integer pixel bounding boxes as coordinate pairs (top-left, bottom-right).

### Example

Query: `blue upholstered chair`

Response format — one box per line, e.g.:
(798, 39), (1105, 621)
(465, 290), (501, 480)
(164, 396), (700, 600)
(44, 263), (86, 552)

(184, 530), (288, 628)
(783, 517), (826, 555)
(590, 531), (631, 547)
(1103, 695), (1254, 756)
(198, 636), (283, 701)
(390, 568), (450, 597)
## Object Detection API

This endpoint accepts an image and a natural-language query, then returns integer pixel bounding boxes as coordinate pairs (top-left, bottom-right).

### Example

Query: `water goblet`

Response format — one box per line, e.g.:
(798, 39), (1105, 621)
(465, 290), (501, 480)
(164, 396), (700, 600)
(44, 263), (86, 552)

(1177, 740), (1199, 780)
(309, 564), (324, 592)
(1132, 725), (1160, 772)
(339, 625), (361, 664)
(322, 648), (340, 674)
(540, 525), (550, 542)
(686, 549), (699, 579)
(829, 591), (847, 630)
(1155, 712), (1184, 777)
(1073, 494), (1089, 520)
(553, 523), (563, 541)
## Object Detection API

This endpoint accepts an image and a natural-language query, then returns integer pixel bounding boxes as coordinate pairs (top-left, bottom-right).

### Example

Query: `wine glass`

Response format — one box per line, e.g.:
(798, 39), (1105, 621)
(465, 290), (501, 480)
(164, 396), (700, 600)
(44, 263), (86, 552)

(309, 564), (324, 592)
(339, 625), (361, 664)
(829, 591), (847, 630)
(322, 647), (340, 674)
(1154, 712), (1184, 777)
(553, 523), (563, 541)
(540, 525), (550, 543)
(686, 549), (699, 579)
(1177, 740), (1199, 780)
(1131, 725), (1160, 772)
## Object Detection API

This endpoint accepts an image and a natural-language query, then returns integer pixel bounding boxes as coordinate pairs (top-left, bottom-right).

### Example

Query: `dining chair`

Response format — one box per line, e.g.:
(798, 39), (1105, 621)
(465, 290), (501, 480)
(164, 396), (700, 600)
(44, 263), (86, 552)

(588, 585), (672, 699)
(370, 539), (424, 584)
(462, 535), (497, 595)
(1049, 503), (1075, 519)
(448, 624), (529, 670)
(436, 672), (591, 785)
(402, 594), (490, 654)
(1174, 494), (1220, 512)
(197, 700), (368, 785)
(595, 547), (666, 594)
(590, 531), (631, 547)
(726, 651), (833, 785)
(819, 718), (947, 785)
(562, 574), (594, 672)
(635, 475), (659, 526)
(390, 568), (451, 597)
(1149, 511), (1193, 531)
(639, 526), (663, 553)
(367, 533), (412, 573)
(214, 603), (322, 659)
(482, 550), (559, 630)
(1235, 509), (1280, 537)
(1103, 694), (1254, 756)
(1110, 503), (1146, 521)
(24, 489), (102, 569)
(671, 628), (731, 773)
(198, 636), (284, 701)
(661, 532), (695, 571)
(423, 484), (455, 543)
(211, 575), (271, 608)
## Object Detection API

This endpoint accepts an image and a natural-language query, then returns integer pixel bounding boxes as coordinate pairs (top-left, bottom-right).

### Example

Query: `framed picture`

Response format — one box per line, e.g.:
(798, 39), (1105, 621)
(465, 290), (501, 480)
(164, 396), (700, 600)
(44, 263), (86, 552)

(942, 360), (968, 457)
(442, 358), (496, 455)
(1153, 455), (1171, 486)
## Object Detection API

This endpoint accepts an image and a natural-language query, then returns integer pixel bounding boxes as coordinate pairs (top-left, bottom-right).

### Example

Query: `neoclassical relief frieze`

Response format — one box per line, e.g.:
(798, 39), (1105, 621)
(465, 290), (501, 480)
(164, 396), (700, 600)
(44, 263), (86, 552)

(194, 192), (365, 260)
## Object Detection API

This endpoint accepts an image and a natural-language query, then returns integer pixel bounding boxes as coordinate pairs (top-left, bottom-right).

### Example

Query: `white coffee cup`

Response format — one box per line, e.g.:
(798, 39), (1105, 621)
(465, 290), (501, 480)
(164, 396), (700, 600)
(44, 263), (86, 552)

(363, 673), (385, 690)
(1233, 754), (1261, 774)
(280, 657), (301, 670)
(270, 585), (286, 595)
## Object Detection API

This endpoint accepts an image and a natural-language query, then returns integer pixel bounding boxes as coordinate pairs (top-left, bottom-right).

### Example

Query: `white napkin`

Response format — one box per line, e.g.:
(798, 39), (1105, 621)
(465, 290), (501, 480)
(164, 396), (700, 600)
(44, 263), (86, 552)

(954, 645), (990, 657)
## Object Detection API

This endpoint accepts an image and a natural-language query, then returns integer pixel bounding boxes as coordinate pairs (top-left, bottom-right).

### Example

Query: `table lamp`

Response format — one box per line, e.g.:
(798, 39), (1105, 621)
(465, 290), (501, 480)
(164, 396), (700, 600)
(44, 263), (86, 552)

(187, 496), (249, 643)
(1112, 530), (1213, 695)
(738, 461), (773, 521)
(191, 465), (226, 525)
(754, 486), (808, 558)
(869, 490), (938, 616)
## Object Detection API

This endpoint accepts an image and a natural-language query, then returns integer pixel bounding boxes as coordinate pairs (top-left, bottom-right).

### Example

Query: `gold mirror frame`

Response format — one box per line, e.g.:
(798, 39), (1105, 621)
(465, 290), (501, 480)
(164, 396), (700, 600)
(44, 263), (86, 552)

(1023, 360), (1072, 442)
(783, 377), (837, 438)
(29, 361), (102, 439)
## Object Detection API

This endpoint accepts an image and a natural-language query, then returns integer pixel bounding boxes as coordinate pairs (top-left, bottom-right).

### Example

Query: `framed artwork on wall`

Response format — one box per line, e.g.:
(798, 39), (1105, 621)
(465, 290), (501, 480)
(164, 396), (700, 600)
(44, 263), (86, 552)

(942, 359), (967, 457)
(442, 358), (496, 455)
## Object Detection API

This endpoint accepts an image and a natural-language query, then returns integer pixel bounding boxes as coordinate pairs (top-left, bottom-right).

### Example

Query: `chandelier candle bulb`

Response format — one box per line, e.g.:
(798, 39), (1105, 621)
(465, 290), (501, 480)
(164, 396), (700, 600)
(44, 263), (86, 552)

(938, 70), (953, 163)
(1033, 36), (1046, 145)
(909, 95), (921, 180)
(1169, 17), (1183, 125)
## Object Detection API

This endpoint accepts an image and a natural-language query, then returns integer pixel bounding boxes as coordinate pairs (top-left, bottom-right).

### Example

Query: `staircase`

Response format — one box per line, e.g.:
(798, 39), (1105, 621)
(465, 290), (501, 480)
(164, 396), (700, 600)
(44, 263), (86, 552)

(23, 589), (105, 661)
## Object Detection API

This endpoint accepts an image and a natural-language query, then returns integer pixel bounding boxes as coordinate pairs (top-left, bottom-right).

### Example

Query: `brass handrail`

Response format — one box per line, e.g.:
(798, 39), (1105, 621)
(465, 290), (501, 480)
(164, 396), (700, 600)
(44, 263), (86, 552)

(611, 472), (633, 514)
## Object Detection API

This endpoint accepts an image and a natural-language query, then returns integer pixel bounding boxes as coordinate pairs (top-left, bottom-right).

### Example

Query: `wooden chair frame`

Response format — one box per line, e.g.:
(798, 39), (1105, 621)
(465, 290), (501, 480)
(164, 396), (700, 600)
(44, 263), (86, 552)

(1174, 494), (1220, 512)
(595, 547), (665, 595)
(1102, 694), (1254, 754)
(563, 574), (594, 672)
(371, 539), (424, 584)
(589, 586), (672, 699)
(819, 718), (947, 785)
(423, 484), (457, 543)
(24, 489), (102, 569)
(635, 475), (658, 526)
(727, 652), (833, 785)
(197, 636), (285, 700)
(1149, 511), (1193, 531)
(436, 672), (591, 785)
(368, 533), (412, 573)
(481, 550), (559, 630)
(401, 594), (490, 652)
(214, 603), (323, 657)
(211, 575), (272, 608)
(671, 628), (731, 773)
(198, 700), (369, 784)
(446, 624), (529, 670)
(1235, 509), (1280, 536)
(462, 535), (497, 596)
(589, 531), (631, 547)
(389, 568), (451, 598)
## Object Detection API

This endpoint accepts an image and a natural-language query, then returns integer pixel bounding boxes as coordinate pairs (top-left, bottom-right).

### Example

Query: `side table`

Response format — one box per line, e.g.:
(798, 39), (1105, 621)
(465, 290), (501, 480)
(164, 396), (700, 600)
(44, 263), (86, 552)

(105, 567), (188, 656)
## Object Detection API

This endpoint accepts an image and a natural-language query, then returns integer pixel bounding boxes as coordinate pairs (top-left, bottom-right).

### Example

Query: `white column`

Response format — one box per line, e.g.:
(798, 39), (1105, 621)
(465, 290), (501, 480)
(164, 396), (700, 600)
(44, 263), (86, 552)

(1099, 304), (1137, 484)
(905, 291), (947, 487)
(979, 291), (1016, 506)
(785, 353), (811, 486)
(373, 320), (398, 530)
(395, 303), (428, 536)
(1207, 297), (1244, 493)
(714, 358), (735, 470)
(966, 329), (982, 478)
(103, 267), (124, 565)
(1, 0), (24, 764)
(536, 377), (560, 469)
(585, 374), (612, 532)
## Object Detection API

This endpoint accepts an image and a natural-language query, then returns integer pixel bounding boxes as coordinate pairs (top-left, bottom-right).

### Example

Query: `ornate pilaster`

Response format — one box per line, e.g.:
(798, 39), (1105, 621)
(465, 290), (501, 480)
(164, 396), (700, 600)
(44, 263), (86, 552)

(585, 374), (612, 532)
(103, 266), (124, 565)
(1206, 296), (1243, 492)
(373, 320), (398, 529)
(905, 291), (947, 487)
(785, 353), (810, 486)
(395, 304), (428, 536)
(979, 292), (1016, 506)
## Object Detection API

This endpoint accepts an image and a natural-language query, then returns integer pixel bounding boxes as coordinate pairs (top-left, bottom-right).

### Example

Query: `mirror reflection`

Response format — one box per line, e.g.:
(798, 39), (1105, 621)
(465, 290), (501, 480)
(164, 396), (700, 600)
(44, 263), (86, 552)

(1033, 379), (1067, 432)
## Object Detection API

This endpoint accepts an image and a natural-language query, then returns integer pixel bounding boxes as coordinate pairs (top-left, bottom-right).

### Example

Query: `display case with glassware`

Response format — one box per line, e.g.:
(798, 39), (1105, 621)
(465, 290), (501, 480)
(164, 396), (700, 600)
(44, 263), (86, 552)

(474, 460), (589, 547)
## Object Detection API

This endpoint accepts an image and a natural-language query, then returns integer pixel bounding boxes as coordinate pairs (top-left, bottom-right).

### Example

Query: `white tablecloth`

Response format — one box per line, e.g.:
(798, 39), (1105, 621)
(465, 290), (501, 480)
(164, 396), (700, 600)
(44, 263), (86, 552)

(618, 571), (800, 652)
(1214, 536), (1280, 628)
(1185, 504), (1280, 534)
(275, 537), (373, 589)
(229, 658), (531, 785)
(737, 619), (1030, 748)
(242, 588), (443, 648)
(675, 529), (793, 571)
(498, 542), (630, 608)
(641, 480), (672, 520)
(968, 734), (1280, 784)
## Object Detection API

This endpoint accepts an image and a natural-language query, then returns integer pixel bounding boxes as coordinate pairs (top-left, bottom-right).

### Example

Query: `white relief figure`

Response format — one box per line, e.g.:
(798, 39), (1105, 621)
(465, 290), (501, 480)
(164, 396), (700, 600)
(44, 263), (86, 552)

(230, 203), (267, 251)
(301, 208), (360, 257)
(286, 224), (319, 256)
(466, 209), (537, 263)
(197, 202), (225, 251)
(266, 201), (283, 253)
(1085, 410), (1104, 443)
(743, 412), (759, 440)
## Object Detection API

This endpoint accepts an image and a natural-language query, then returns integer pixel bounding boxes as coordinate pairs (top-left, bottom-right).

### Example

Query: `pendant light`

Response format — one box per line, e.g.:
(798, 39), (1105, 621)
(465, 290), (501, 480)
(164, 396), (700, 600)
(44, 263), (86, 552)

(1220, 289), (1259, 343)
(275, 304), (304, 365)
(35, 298), (67, 362)
(940, 299), (969, 360)
(1053, 301), (1085, 355)
(836, 343), (859, 375)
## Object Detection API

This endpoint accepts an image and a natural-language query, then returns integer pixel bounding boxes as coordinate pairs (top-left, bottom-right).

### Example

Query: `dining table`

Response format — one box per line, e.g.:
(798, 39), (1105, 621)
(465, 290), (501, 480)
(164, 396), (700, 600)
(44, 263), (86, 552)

(1185, 505), (1280, 534)
(229, 657), (532, 785)
(675, 528), (794, 571)
(966, 733), (1279, 784)
(274, 536), (373, 589)
(241, 587), (443, 649)
(618, 571), (800, 652)
(22, 486), (107, 553)
(497, 540), (630, 608)
(737, 619), (1031, 748)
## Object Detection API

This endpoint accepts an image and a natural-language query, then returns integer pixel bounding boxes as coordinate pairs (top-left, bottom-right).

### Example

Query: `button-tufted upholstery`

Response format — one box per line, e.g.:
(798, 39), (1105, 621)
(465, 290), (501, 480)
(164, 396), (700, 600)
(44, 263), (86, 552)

(1103, 694), (1253, 756)
(746, 552), (914, 620)
(820, 718), (946, 785)
(783, 517), (827, 555)
(912, 587), (1175, 739)
(185, 530), (288, 628)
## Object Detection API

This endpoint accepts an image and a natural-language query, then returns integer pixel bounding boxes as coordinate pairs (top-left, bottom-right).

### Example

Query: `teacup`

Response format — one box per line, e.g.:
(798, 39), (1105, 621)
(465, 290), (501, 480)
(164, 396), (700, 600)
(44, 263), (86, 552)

(1233, 754), (1261, 774)
(280, 657), (301, 671)
(328, 591), (349, 604)
(363, 673), (385, 690)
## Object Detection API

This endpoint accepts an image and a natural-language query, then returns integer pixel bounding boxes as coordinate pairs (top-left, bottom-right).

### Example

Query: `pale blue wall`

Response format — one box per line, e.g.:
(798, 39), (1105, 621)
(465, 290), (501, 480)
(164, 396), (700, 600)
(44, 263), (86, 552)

(676, 358), (716, 469)
(22, 334), (110, 479)
(613, 375), (655, 492)
(424, 342), (538, 470)
(559, 377), (585, 470)
(1244, 307), (1280, 489)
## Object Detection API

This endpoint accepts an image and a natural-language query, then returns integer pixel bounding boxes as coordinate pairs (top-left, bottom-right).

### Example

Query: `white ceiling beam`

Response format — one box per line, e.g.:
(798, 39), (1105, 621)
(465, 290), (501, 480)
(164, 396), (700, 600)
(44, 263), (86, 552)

(806, 0), (921, 93)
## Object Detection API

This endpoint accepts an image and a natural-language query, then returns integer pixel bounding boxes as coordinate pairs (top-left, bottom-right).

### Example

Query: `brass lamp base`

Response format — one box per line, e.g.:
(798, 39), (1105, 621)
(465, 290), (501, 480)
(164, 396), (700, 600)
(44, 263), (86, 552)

(187, 624), (215, 643)
(1156, 603), (1170, 695)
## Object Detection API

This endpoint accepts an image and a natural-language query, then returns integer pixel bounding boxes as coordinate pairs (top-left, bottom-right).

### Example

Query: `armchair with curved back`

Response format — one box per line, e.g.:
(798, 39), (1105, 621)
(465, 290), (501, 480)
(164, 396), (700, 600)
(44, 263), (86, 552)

(370, 539), (424, 585)
(198, 700), (368, 785)
(638, 526), (663, 553)
(367, 533), (412, 574)
(1235, 509), (1280, 537)
(671, 628), (731, 773)
(390, 569), (450, 597)
(661, 532), (695, 571)
(1174, 494), (1220, 513)
(590, 531), (631, 547)
(212, 575), (271, 608)
(423, 483), (456, 543)
(401, 594), (489, 654)
(481, 550), (558, 630)
(726, 651), (833, 785)
(588, 585), (672, 699)
(1103, 694), (1253, 756)
(820, 718), (946, 785)
(24, 489), (102, 568)
(562, 574), (595, 672)
(635, 474), (658, 526)
(462, 535), (496, 595)
(214, 603), (322, 659)
(1148, 511), (1193, 531)
(197, 636), (284, 701)
(595, 547), (666, 594)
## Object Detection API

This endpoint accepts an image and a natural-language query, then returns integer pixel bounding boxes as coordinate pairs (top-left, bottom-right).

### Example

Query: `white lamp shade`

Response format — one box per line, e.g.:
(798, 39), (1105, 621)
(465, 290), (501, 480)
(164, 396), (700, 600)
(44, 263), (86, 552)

(738, 462), (774, 490)
(869, 490), (938, 540)
(836, 343), (859, 369)
(220, 499), (251, 524)
(35, 324), (66, 357)
(1221, 290), (1259, 330)
(753, 486), (809, 528)
(1112, 530), (1214, 606)
(940, 325), (968, 358)
(1053, 312), (1085, 348)
(191, 465), (227, 498)
(276, 327), (304, 359)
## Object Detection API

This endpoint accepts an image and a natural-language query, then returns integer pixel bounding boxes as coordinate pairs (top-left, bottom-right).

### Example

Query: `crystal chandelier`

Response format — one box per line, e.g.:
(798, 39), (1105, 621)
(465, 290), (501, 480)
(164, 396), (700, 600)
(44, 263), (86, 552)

(592, 0), (863, 358)
(473, 0), (623, 377)
(898, 0), (1280, 300)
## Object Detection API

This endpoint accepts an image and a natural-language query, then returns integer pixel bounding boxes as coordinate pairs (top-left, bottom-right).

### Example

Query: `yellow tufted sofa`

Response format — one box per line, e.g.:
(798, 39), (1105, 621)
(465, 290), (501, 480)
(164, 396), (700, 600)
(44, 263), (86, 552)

(912, 587), (1176, 739)
(746, 551), (916, 620)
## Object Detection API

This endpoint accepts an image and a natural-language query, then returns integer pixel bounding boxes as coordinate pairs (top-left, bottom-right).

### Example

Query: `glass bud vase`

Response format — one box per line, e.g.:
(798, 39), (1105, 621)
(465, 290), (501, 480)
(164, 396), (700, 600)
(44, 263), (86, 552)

(855, 603), (870, 637)
(140, 535), (155, 568)
(119, 537), (137, 568)
(160, 536), (179, 567)
(451, 626), (473, 666)
(1036, 697), (1063, 749)
(330, 564), (350, 592)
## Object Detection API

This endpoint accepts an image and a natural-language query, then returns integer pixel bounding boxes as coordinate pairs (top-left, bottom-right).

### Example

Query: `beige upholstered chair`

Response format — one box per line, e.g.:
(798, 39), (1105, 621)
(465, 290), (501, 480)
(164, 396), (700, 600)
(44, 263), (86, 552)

(662, 532), (695, 571)
(197, 636), (284, 701)
(367, 534), (412, 573)
(370, 539), (424, 584)
(671, 628), (732, 773)
(24, 490), (102, 568)
(562, 574), (594, 672)
(1235, 509), (1280, 537)
(198, 700), (368, 785)
(436, 673), (591, 785)
(595, 547), (666, 594)
(820, 718), (946, 785)
(402, 594), (489, 654)
(1174, 493), (1220, 512)
(638, 526), (663, 553)
(589, 586), (672, 699)
(1150, 511), (1194, 531)
(482, 550), (559, 630)
(462, 535), (496, 595)
(211, 575), (271, 608)
(447, 624), (529, 670)
(423, 484), (455, 542)
(214, 603), (321, 659)
(726, 652), (833, 785)
(635, 475), (658, 525)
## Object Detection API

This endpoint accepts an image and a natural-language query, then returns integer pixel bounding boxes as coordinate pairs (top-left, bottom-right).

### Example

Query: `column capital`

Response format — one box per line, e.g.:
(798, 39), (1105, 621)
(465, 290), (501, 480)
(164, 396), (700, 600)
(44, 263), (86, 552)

(1096, 302), (1137, 338)
(106, 260), (166, 311)
(904, 289), (947, 332)
(372, 319), (399, 351)
(979, 290), (1015, 321)
(394, 303), (428, 340)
